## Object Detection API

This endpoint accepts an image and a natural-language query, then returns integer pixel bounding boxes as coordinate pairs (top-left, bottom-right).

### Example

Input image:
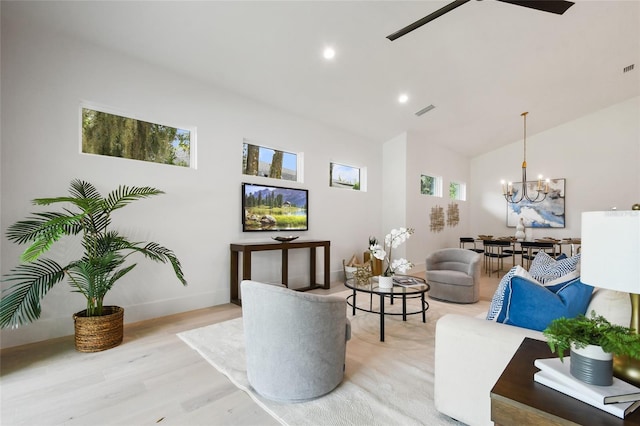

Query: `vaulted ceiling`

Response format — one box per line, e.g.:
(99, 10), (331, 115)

(3, 1), (639, 157)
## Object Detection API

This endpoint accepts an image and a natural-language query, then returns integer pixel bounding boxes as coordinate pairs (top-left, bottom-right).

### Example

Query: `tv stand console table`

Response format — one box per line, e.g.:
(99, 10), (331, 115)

(229, 240), (330, 306)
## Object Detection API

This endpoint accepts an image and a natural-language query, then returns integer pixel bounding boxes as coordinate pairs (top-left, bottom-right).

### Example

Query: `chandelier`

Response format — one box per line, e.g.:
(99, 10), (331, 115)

(501, 112), (549, 204)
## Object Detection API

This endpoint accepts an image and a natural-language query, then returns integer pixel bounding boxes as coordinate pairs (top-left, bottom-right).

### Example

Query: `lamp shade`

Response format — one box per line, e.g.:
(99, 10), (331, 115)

(581, 211), (640, 293)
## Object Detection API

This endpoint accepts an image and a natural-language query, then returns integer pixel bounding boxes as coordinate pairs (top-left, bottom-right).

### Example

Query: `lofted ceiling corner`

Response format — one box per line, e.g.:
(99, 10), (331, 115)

(2, 0), (638, 158)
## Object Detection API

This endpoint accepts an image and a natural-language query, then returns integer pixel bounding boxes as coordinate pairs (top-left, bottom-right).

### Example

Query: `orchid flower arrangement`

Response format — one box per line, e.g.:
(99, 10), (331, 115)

(369, 227), (415, 277)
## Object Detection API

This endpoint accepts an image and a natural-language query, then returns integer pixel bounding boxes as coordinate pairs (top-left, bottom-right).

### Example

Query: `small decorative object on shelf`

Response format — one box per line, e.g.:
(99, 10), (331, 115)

(543, 312), (640, 386)
(272, 236), (299, 242)
(632, 203), (640, 211)
(369, 227), (414, 288)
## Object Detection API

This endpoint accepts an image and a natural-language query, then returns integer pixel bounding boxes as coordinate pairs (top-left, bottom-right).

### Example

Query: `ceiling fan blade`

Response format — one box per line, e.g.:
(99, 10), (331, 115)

(496, 0), (574, 15)
(387, 0), (471, 41)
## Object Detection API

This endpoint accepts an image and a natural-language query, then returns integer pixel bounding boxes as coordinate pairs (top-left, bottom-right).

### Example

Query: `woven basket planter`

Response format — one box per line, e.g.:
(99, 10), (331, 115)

(73, 306), (124, 352)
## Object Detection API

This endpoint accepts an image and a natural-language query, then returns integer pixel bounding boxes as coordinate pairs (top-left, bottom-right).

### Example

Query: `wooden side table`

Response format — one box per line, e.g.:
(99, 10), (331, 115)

(491, 338), (640, 426)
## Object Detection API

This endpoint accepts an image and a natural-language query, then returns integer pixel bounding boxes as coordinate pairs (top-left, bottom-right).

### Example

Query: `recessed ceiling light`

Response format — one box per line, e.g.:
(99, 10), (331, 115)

(323, 47), (336, 60)
(398, 94), (409, 104)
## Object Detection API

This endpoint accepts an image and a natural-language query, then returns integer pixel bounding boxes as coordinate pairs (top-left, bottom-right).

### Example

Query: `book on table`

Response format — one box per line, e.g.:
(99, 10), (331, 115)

(534, 357), (640, 404)
(392, 277), (423, 287)
(534, 370), (640, 419)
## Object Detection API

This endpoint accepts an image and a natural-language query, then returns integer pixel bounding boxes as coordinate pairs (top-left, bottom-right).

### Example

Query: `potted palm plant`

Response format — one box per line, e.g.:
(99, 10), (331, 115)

(543, 312), (640, 385)
(0, 179), (187, 352)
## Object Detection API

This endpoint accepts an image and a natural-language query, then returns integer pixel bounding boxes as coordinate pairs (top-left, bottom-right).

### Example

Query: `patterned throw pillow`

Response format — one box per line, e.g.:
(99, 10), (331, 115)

(528, 251), (581, 284)
(486, 266), (532, 321)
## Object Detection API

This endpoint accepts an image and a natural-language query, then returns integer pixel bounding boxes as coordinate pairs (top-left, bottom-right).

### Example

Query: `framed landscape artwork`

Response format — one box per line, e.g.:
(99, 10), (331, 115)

(506, 178), (566, 228)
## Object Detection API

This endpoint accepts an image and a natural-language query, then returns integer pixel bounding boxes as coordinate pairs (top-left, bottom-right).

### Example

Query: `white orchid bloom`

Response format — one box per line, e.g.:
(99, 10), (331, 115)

(391, 258), (413, 274)
(369, 244), (386, 261)
(387, 227), (413, 248)
(370, 227), (415, 276)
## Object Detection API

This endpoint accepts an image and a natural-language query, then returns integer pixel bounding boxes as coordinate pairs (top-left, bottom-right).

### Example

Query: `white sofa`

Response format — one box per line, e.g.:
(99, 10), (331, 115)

(434, 288), (632, 426)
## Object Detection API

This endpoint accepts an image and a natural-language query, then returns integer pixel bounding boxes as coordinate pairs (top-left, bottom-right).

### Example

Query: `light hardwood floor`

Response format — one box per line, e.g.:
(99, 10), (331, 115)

(1, 268), (502, 426)
(1, 302), (279, 426)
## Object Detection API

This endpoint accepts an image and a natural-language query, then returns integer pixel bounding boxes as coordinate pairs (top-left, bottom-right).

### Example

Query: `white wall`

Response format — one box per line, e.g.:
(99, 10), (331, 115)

(0, 19), (382, 348)
(381, 132), (408, 249)
(470, 96), (640, 239)
(381, 131), (472, 273)
(406, 131), (472, 271)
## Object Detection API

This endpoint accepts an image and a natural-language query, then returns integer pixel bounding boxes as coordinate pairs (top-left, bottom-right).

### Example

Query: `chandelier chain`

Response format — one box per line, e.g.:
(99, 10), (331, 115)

(501, 111), (548, 204)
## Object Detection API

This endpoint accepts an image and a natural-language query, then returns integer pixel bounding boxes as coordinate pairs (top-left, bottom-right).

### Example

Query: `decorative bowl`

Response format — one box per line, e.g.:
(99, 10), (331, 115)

(272, 236), (299, 242)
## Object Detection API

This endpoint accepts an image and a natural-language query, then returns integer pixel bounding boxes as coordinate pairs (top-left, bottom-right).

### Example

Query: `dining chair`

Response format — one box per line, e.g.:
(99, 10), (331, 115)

(459, 237), (484, 254)
(520, 241), (557, 269)
(482, 240), (512, 276)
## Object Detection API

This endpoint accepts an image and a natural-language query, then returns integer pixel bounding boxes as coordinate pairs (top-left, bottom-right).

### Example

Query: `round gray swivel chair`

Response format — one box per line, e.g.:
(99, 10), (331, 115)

(241, 280), (351, 402)
(425, 248), (482, 303)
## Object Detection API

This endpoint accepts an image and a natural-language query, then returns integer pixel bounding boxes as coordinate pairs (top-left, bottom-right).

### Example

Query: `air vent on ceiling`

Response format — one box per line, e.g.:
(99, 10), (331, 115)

(623, 64), (635, 73)
(415, 104), (436, 117)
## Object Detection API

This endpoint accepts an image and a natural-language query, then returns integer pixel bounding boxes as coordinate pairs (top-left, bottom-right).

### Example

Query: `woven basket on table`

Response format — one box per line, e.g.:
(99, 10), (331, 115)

(73, 306), (124, 352)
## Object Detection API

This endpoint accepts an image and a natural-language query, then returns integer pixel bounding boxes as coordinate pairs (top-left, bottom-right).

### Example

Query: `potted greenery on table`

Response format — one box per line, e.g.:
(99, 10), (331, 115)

(543, 312), (640, 385)
(0, 179), (187, 352)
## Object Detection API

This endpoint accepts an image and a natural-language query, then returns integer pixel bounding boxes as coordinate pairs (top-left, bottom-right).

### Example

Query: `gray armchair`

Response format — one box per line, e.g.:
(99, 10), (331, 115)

(425, 248), (482, 303)
(240, 280), (351, 402)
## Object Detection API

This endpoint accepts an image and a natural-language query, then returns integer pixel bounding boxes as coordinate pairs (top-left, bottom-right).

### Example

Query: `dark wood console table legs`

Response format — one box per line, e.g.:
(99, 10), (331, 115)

(229, 240), (330, 306)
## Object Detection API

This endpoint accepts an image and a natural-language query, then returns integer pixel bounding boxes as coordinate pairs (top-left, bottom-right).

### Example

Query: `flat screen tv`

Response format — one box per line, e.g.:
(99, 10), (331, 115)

(242, 182), (308, 232)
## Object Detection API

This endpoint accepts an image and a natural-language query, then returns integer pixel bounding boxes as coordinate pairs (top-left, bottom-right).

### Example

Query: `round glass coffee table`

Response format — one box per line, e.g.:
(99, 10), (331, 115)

(344, 276), (430, 342)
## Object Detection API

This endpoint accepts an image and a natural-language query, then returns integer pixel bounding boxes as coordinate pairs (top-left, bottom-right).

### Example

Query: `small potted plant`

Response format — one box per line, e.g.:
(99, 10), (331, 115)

(543, 312), (640, 385)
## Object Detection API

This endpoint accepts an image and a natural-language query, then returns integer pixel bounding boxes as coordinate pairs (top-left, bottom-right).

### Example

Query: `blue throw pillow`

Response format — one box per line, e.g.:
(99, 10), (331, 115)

(498, 276), (594, 331)
(486, 266), (530, 321)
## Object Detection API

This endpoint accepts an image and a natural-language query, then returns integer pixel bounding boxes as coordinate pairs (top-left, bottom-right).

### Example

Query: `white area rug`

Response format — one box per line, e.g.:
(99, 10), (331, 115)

(178, 293), (489, 426)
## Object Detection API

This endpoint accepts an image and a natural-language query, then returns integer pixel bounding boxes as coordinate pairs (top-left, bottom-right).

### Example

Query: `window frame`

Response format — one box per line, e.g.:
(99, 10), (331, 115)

(329, 161), (366, 191)
(420, 174), (443, 197)
(80, 103), (196, 169)
(242, 139), (303, 183)
(449, 181), (467, 201)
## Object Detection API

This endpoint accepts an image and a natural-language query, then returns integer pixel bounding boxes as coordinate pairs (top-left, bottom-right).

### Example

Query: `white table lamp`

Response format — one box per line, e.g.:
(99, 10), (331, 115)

(581, 210), (640, 385)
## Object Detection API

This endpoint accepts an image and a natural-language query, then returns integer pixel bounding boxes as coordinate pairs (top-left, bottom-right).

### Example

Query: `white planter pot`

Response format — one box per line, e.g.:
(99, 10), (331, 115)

(570, 344), (613, 386)
(378, 275), (393, 289)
